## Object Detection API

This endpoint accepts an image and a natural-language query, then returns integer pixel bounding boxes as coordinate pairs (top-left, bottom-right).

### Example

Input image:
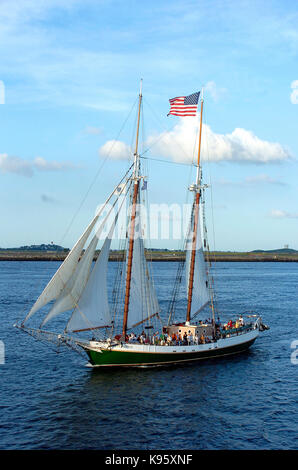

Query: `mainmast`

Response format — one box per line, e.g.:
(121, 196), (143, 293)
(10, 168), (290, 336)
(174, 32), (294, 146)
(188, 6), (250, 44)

(186, 91), (204, 323)
(122, 80), (143, 338)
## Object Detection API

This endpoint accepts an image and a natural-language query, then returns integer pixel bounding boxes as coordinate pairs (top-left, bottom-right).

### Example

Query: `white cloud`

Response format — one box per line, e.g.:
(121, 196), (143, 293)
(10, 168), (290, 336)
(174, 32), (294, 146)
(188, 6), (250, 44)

(270, 209), (298, 219)
(0, 153), (33, 177)
(0, 153), (77, 177)
(98, 140), (132, 160)
(33, 156), (77, 171)
(145, 118), (292, 164)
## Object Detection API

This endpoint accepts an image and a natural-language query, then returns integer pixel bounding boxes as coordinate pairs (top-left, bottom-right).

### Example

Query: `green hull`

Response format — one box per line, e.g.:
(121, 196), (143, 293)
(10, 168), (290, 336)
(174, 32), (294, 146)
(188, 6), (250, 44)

(85, 338), (256, 367)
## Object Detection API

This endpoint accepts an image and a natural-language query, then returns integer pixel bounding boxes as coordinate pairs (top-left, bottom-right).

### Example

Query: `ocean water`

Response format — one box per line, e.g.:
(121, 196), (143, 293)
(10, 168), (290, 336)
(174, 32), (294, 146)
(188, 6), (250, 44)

(0, 261), (297, 450)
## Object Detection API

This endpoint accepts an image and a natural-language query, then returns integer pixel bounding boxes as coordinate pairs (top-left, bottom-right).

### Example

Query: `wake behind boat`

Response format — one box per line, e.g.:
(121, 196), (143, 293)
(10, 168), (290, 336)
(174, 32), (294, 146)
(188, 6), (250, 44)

(15, 82), (269, 367)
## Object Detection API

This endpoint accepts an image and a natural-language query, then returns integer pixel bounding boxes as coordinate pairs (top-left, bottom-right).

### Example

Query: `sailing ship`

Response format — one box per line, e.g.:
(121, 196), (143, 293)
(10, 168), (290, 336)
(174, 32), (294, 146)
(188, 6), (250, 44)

(15, 82), (268, 367)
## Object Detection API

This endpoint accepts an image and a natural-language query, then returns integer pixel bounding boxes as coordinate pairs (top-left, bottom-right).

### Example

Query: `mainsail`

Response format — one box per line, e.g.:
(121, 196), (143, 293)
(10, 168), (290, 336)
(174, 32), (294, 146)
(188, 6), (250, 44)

(126, 234), (159, 330)
(185, 196), (210, 319)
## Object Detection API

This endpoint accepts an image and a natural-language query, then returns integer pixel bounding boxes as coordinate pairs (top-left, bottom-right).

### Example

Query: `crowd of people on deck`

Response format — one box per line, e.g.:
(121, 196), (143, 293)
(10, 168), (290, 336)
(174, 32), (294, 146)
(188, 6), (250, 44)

(113, 316), (246, 345)
(123, 330), (214, 346)
(222, 315), (244, 331)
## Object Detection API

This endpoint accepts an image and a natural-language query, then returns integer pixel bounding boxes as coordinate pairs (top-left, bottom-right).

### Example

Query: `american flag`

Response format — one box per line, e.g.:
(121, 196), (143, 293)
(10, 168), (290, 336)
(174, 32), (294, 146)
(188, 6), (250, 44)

(167, 91), (200, 117)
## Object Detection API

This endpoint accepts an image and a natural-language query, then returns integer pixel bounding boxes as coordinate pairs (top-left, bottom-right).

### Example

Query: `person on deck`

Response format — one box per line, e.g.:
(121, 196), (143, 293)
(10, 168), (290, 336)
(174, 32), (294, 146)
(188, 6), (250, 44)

(187, 332), (193, 345)
(129, 333), (136, 342)
(139, 333), (145, 344)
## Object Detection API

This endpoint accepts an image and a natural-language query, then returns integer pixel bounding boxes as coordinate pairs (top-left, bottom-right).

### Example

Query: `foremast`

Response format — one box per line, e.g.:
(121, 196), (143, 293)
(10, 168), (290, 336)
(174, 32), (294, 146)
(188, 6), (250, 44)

(122, 80), (143, 338)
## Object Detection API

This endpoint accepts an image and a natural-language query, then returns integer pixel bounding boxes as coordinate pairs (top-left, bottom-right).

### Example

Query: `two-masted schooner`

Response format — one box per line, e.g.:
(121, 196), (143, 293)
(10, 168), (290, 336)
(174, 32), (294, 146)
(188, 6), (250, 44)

(15, 82), (268, 367)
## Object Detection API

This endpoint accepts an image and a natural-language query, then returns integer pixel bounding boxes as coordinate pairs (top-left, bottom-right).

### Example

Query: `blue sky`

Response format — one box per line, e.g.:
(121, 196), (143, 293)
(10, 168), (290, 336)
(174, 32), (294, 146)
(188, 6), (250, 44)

(0, 0), (297, 250)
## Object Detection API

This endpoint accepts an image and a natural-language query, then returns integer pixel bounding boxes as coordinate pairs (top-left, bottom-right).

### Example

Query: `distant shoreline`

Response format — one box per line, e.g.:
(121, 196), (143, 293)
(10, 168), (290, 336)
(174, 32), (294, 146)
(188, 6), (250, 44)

(1, 250), (297, 262)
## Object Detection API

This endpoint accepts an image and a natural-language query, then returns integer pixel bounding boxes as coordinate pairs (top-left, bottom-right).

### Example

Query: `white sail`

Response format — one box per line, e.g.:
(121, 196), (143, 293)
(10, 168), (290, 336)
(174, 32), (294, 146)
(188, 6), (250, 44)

(185, 199), (210, 318)
(40, 181), (130, 327)
(41, 234), (99, 326)
(24, 212), (100, 323)
(140, 239), (159, 320)
(65, 214), (118, 333)
(66, 237), (112, 333)
(126, 235), (159, 330)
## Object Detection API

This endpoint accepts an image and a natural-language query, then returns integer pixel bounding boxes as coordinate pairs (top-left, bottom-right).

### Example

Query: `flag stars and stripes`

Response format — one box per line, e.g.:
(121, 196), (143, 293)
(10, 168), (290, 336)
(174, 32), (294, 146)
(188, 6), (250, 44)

(168, 91), (200, 117)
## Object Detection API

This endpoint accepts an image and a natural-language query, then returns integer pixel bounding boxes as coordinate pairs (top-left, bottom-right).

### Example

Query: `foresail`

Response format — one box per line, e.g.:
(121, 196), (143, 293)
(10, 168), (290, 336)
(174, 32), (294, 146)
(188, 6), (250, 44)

(65, 217), (117, 333)
(23, 212), (100, 323)
(185, 203), (210, 318)
(41, 234), (99, 326)
(23, 173), (131, 325)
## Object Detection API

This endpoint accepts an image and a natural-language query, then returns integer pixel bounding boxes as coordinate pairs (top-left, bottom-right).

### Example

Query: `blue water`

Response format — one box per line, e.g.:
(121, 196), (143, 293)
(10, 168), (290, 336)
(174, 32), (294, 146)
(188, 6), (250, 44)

(0, 261), (297, 450)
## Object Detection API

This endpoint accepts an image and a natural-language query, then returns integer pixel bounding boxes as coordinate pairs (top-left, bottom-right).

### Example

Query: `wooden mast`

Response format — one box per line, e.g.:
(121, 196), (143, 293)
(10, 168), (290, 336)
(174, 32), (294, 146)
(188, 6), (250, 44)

(122, 80), (142, 338)
(186, 92), (204, 323)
